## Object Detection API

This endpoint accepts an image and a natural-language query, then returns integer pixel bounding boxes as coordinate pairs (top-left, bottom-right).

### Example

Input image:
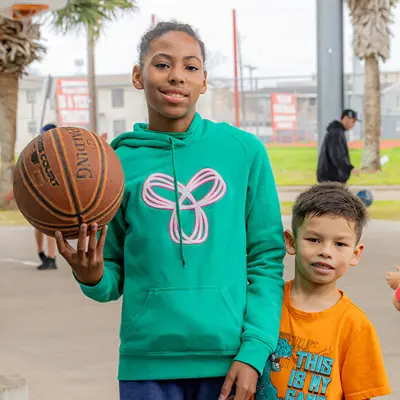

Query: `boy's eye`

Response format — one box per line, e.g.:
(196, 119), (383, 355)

(306, 238), (319, 243)
(336, 242), (347, 247)
(186, 65), (199, 71)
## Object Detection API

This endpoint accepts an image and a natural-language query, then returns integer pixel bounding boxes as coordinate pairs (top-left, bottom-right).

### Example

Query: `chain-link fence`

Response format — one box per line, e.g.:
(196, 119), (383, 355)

(200, 74), (400, 145)
(202, 76), (317, 144)
(17, 73), (400, 154)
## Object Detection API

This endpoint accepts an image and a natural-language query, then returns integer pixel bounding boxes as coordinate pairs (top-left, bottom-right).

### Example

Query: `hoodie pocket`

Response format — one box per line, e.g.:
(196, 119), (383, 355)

(121, 287), (242, 355)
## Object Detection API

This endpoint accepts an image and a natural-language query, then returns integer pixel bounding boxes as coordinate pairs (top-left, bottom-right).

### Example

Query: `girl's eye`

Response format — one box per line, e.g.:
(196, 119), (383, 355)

(156, 63), (169, 69)
(186, 66), (199, 71)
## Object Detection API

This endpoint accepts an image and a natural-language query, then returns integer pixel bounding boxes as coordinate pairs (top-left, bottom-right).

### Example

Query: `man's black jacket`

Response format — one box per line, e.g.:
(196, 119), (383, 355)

(317, 120), (354, 183)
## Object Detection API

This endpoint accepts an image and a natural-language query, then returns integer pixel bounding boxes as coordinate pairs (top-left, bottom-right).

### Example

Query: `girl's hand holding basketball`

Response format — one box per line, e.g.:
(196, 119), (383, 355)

(55, 223), (108, 286)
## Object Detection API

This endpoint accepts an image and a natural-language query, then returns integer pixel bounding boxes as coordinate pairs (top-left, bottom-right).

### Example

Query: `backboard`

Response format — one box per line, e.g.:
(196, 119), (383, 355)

(0, 0), (68, 20)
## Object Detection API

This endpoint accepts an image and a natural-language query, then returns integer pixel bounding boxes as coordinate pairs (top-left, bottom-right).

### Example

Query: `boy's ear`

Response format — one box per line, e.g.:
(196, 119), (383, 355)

(349, 243), (364, 267)
(284, 230), (296, 255)
(132, 64), (144, 90)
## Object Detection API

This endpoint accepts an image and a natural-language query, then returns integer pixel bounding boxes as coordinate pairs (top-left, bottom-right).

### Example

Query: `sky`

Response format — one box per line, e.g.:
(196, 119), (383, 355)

(27, 0), (400, 79)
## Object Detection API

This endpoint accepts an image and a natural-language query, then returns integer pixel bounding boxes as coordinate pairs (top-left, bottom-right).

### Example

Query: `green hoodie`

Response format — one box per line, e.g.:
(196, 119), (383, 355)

(79, 113), (285, 381)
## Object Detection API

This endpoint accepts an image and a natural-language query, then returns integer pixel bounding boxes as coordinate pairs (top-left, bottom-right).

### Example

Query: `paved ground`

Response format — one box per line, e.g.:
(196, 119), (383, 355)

(1, 218), (400, 400)
(278, 185), (400, 202)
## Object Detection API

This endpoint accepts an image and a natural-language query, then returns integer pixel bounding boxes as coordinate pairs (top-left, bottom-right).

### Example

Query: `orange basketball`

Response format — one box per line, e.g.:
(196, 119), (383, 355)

(13, 127), (124, 239)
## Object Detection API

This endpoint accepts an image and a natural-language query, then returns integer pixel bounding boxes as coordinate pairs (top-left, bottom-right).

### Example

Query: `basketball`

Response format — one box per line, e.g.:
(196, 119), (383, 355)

(13, 126), (124, 239)
(356, 189), (374, 208)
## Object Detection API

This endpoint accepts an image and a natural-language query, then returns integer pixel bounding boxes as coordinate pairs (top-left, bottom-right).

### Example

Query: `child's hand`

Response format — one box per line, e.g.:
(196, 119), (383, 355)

(55, 223), (108, 286)
(386, 266), (400, 290)
(219, 361), (258, 400)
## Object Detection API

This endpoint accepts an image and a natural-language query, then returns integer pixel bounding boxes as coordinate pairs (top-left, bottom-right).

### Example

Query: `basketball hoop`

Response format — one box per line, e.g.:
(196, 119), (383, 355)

(12, 4), (48, 19)
(0, 0), (68, 21)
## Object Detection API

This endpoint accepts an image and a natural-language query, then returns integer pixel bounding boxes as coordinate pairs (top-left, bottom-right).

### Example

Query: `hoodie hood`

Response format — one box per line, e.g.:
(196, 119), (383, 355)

(110, 112), (202, 151)
(327, 120), (345, 132)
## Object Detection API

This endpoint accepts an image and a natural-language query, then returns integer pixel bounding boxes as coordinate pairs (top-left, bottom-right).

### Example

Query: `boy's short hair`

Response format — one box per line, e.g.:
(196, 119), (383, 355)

(291, 182), (368, 242)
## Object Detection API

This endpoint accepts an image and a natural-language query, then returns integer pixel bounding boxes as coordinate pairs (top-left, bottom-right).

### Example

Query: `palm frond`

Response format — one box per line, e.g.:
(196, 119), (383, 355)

(49, 0), (136, 38)
(347, 0), (398, 61)
(0, 17), (45, 74)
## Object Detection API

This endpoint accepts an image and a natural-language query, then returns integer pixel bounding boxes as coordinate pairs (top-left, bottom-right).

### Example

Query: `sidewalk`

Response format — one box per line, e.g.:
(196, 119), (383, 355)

(278, 185), (400, 202)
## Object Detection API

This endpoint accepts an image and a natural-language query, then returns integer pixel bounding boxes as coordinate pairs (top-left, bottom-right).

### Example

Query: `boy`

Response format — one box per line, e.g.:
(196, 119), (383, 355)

(256, 182), (391, 399)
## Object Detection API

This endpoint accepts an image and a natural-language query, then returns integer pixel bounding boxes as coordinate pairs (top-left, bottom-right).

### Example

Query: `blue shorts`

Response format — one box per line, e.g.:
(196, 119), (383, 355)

(119, 377), (235, 400)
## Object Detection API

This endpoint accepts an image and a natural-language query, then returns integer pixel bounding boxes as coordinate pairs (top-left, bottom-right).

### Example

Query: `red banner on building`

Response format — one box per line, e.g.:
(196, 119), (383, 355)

(271, 93), (297, 131)
(55, 78), (89, 126)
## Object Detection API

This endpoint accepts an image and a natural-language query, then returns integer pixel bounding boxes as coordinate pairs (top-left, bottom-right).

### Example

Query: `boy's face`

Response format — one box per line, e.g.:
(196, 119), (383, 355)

(285, 215), (364, 286)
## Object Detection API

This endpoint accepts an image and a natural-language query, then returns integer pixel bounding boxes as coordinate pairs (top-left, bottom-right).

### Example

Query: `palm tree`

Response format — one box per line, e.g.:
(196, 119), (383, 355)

(0, 16), (45, 206)
(50, 0), (137, 132)
(347, 0), (398, 172)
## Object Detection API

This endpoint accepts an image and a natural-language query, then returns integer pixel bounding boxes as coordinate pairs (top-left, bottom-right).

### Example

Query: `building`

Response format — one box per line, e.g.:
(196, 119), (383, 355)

(16, 70), (400, 153)
(16, 73), (215, 153)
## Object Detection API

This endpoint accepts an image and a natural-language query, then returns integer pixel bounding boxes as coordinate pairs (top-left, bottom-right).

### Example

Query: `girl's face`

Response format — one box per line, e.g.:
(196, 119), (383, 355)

(133, 31), (207, 126)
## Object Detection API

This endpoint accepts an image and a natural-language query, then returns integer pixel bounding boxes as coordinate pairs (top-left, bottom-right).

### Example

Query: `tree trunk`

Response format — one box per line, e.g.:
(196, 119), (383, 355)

(361, 55), (381, 172)
(0, 72), (18, 209)
(87, 28), (98, 133)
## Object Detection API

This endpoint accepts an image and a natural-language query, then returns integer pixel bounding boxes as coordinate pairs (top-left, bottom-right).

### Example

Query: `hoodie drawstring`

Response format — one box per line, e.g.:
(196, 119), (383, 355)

(170, 138), (186, 267)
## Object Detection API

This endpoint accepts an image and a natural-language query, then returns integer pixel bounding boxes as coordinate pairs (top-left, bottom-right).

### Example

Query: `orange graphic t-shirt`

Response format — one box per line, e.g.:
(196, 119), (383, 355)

(256, 281), (391, 400)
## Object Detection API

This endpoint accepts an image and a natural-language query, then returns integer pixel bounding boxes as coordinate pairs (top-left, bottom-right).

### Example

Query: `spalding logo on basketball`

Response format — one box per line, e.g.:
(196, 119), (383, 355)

(356, 189), (374, 208)
(13, 127), (125, 239)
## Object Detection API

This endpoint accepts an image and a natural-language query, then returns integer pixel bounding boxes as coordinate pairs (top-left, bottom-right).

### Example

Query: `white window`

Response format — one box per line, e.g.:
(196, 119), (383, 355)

(113, 119), (126, 136)
(112, 88), (124, 108)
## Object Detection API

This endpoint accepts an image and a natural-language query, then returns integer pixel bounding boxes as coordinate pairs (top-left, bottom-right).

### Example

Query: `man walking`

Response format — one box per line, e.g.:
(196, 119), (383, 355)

(317, 109), (360, 183)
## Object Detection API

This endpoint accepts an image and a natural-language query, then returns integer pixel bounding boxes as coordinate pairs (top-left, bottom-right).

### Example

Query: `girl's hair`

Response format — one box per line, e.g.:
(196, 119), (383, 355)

(138, 21), (206, 68)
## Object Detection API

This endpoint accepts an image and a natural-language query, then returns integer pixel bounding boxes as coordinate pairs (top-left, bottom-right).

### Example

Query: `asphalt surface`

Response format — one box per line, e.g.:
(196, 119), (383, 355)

(0, 217), (399, 399)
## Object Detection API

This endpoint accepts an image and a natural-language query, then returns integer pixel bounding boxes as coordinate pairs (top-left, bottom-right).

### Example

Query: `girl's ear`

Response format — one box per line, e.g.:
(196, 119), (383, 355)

(132, 65), (144, 90)
(200, 71), (207, 95)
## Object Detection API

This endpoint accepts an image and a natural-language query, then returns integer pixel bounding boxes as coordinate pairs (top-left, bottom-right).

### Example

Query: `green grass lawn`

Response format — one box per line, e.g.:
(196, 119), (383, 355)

(1, 200), (400, 227)
(268, 147), (400, 186)
(281, 200), (400, 221)
(0, 210), (29, 226)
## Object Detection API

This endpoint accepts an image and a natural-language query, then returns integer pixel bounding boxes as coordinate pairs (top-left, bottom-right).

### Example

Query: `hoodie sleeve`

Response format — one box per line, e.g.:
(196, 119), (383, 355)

(78, 205), (126, 303)
(234, 140), (285, 374)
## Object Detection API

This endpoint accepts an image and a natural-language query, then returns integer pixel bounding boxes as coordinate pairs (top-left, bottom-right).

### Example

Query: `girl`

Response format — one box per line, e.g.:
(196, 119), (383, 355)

(56, 21), (285, 400)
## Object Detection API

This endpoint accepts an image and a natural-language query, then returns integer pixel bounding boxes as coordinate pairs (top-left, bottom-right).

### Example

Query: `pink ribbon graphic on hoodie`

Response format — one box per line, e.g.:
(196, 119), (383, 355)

(142, 168), (227, 244)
